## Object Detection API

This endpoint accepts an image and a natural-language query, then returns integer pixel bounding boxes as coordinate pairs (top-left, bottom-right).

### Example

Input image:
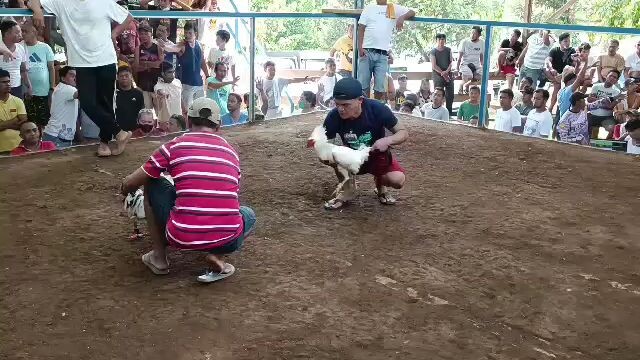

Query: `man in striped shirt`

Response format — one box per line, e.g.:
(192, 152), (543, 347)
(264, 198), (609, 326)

(517, 30), (554, 89)
(121, 97), (256, 283)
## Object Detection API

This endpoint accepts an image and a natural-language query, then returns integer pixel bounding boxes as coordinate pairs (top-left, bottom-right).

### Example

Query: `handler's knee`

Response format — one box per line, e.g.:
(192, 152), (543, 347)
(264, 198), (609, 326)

(384, 171), (405, 189)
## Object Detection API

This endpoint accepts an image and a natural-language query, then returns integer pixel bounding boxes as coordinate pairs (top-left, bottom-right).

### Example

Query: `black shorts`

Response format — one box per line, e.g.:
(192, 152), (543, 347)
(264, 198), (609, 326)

(25, 96), (51, 128)
(588, 113), (616, 129)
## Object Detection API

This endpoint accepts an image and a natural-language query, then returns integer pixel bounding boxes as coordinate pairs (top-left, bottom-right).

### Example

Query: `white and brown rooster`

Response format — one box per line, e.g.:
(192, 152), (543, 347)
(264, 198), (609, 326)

(307, 125), (371, 197)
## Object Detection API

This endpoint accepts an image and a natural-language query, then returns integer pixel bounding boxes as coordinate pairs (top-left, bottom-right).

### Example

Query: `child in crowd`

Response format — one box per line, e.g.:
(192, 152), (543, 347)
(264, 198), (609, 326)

(132, 108), (156, 138)
(10, 121), (56, 156)
(154, 62), (182, 124)
(207, 29), (235, 82)
(243, 92), (264, 121)
(317, 58), (341, 109)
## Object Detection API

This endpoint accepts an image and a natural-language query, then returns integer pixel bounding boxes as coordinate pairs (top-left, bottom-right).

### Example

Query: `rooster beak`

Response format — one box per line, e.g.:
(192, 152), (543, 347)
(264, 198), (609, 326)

(306, 139), (315, 148)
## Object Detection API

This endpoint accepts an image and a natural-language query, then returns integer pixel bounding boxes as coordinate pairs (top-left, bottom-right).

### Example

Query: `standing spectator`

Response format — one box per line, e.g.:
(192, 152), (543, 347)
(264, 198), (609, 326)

(557, 91), (608, 145)
(154, 62), (183, 124)
(515, 86), (535, 118)
(0, 69), (26, 153)
(598, 39), (625, 83)
(0, 20), (30, 99)
(456, 26), (484, 95)
(207, 29), (236, 82)
(42, 66), (78, 148)
(255, 60), (312, 119)
(206, 62), (239, 117)
(10, 121), (56, 155)
(494, 88), (521, 133)
(221, 93), (248, 126)
(430, 33), (454, 114)
(177, 21), (209, 113)
(329, 24), (354, 78)
(625, 40), (640, 81)
(155, 24), (177, 69)
(618, 113), (640, 154)
(495, 29), (523, 90)
(22, 23), (54, 128)
(393, 74), (409, 111)
(143, 0), (185, 43)
(317, 58), (342, 108)
(523, 89), (553, 138)
(421, 87), (449, 122)
(115, 66), (144, 132)
(29, 0), (134, 157)
(588, 69), (621, 137)
(545, 33), (575, 113)
(417, 78), (431, 107)
(115, 15), (139, 66)
(190, 0), (217, 42)
(457, 85), (482, 122)
(517, 30), (554, 88)
(356, 0), (415, 99)
(135, 22), (163, 110)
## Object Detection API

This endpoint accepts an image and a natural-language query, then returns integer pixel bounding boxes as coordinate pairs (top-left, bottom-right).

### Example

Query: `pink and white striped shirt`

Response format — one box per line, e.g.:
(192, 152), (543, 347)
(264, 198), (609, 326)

(142, 132), (244, 251)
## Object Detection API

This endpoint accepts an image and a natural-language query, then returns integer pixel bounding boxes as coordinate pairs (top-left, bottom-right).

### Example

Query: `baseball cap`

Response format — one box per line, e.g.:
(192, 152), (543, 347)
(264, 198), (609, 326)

(621, 109), (640, 118)
(188, 97), (220, 126)
(333, 77), (364, 100)
(569, 91), (588, 106)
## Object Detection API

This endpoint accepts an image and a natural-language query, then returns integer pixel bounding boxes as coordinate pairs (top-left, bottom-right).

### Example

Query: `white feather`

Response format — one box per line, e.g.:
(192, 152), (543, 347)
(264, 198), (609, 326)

(124, 189), (146, 219)
(308, 125), (371, 174)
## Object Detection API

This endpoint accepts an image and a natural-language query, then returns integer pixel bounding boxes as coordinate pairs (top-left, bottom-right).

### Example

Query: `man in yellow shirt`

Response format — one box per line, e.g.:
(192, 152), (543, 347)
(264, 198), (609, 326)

(0, 69), (27, 154)
(597, 39), (626, 83)
(329, 24), (354, 78)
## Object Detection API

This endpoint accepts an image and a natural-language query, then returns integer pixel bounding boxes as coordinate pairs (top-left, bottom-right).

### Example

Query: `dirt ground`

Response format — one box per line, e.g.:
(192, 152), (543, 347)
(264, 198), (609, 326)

(1, 113), (639, 360)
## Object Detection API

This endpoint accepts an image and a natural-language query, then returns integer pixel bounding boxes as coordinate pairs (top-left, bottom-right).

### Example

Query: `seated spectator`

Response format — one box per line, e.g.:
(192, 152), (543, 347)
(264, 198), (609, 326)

(494, 88), (521, 133)
(523, 89), (553, 139)
(512, 76), (533, 106)
(221, 93), (248, 126)
(495, 29), (523, 90)
(317, 58), (341, 108)
(298, 91), (317, 114)
(618, 111), (640, 154)
(22, 23), (54, 128)
(417, 78), (431, 107)
(120, 97), (256, 282)
(625, 40), (640, 81)
(243, 92), (264, 121)
(42, 66), (78, 148)
(168, 114), (186, 133)
(207, 29), (236, 81)
(10, 121), (56, 155)
(557, 91), (609, 145)
(256, 60), (314, 119)
(0, 19), (31, 99)
(457, 85), (481, 122)
(132, 108), (155, 138)
(207, 62), (239, 117)
(154, 62), (182, 124)
(598, 39), (625, 83)
(457, 26), (484, 95)
(614, 80), (640, 125)
(588, 69), (622, 138)
(115, 66), (144, 132)
(404, 93), (423, 117)
(421, 87), (449, 122)
(0, 68), (26, 153)
(515, 86), (535, 117)
(393, 74), (410, 111)
(399, 100), (421, 117)
(135, 22), (163, 110)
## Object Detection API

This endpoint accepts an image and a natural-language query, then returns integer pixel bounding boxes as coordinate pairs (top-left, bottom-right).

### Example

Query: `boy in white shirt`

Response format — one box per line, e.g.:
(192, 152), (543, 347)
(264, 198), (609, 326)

(42, 66), (79, 148)
(421, 87), (449, 122)
(494, 88), (522, 133)
(207, 29), (235, 82)
(317, 58), (342, 108)
(154, 62), (183, 124)
(523, 89), (553, 139)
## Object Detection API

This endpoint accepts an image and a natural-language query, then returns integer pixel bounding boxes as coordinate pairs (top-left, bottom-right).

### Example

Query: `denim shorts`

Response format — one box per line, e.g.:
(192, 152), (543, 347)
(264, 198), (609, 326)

(146, 177), (256, 255)
(519, 66), (543, 88)
(42, 132), (73, 148)
(357, 49), (389, 93)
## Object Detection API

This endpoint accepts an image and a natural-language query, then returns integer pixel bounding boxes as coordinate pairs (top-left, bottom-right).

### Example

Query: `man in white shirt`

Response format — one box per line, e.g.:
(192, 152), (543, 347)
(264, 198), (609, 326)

(206, 29), (236, 82)
(255, 60), (312, 119)
(624, 40), (640, 81)
(317, 58), (342, 108)
(0, 19), (31, 99)
(357, 0), (415, 100)
(421, 87), (449, 122)
(619, 112), (640, 154)
(494, 88), (522, 133)
(154, 62), (182, 124)
(456, 26), (484, 94)
(588, 69), (622, 138)
(29, 0), (134, 157)
(517, 30), (554, 88)
(42, 66), (78, 148)
(523, 89), (553, 139)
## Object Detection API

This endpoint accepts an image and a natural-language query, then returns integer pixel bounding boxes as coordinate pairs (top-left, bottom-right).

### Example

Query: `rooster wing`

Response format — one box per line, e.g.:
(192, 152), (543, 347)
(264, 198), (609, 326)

(331, 146), (371, 174)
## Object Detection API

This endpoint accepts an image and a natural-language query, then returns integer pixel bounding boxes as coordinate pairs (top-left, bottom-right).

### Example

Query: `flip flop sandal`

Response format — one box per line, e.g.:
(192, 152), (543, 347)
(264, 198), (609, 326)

(324, 198), (349, 210)
(374, 188), (396, 205)
(197, 263), (235, 283)
(141, 251), (169, 275)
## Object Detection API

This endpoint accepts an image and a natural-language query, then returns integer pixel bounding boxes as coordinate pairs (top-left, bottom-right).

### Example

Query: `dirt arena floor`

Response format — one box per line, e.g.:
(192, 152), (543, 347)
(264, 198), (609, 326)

(1, 113), (639, 359)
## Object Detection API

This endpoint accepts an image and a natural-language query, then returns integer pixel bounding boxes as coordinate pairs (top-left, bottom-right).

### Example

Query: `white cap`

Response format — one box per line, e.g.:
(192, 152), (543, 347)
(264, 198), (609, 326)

(187, 97), (220, 125)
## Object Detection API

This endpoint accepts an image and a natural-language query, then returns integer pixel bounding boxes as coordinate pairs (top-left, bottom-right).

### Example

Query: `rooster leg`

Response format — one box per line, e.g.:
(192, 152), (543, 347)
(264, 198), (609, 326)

(331, 166), (351, 198)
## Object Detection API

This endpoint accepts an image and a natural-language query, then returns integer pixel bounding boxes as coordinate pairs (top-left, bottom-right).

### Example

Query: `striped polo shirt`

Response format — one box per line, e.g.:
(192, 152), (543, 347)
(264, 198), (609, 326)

(524, 34), (554, 70)
(142, 131), (244, 251)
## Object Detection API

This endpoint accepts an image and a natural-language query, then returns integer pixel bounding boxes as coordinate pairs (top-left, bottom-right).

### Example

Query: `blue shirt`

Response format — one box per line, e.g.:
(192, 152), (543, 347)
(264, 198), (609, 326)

(178, 41), (203, 86)
(26, 42), (55, 96)
(221, 112), (249, 126)
(558, 86), (575, 118)
(206, 77), (231, 116)
(323, 99), (397, 149)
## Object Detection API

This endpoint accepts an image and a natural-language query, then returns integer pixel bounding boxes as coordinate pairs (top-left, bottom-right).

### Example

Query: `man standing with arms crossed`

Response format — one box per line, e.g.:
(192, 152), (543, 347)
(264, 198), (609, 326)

(357, 0), (415, 100)
(329, 24), (354, 78)
(29, 0), (134, 157)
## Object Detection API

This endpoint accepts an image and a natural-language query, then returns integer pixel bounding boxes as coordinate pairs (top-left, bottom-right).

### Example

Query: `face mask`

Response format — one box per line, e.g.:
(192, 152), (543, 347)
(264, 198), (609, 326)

(299, 102), (307, 110)
(140, 124), (154, 133)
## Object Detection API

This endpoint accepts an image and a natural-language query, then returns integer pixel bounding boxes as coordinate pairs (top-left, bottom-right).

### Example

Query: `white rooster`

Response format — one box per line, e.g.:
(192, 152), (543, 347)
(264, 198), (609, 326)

(307, 125), (371, 197)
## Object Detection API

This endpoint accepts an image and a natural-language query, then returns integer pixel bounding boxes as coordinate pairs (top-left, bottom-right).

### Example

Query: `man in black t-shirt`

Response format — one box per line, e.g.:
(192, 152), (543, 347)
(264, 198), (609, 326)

(115, 66), (145, 132)
(545, 33), (576, 112)
(495, 29), (523, 89)
(429, 33), (454, 114)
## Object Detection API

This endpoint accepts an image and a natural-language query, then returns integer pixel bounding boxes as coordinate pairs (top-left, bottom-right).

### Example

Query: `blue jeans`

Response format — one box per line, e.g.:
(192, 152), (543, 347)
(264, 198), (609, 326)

(519, 66), (543, 88)
(42, 132), (73, 148)
(357, 49), (389, 95)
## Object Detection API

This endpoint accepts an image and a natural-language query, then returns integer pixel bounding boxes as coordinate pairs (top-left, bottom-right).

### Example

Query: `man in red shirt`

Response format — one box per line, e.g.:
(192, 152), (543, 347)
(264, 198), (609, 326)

(10, 121), (56, 155)
(120, 97), (256, 283)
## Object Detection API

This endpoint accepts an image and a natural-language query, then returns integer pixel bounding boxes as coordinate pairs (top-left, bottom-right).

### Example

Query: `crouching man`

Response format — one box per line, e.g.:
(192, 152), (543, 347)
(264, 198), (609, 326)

(322, 77), (408, 210)
(120, 97), (256, 283)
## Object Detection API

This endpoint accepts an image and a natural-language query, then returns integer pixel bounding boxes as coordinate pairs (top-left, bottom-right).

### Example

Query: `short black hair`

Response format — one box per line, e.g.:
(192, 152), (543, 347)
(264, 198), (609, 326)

(625, 117), (640, 132)
(170, 114), (186, 131)
(214, 61), (227, 72)
(609, 39), (620, 46)
(578, 42), (591, 52)
(472, 26), (482, 35)
(522, 86), (534, 95)
(401, 100), (416, 111)
(522, 76), (534, 86)
(263, 60), (275, 70)
(243, 92), (250, 103)
(559, 32), (570, 42)
(433, 87), (446, 97)
(0, 20), (18, 38)
(469, 85), (480, 93)
(0, 68), (9, 79)
(534, 88), (550, 101)
(184, 21), (197, 33)
(608, 69), (621, 78)
(500, 88), (514, 99)
(512, 29), (522, 37)
(563, 72), (577, 85)
(228, 92), (242, 104)
(117, 65), (132, 75)
(325, 57), (336, 65)
(160, 61), (174, 73)
(435, 33), (446, 40)
(59, 66), (74, 79)
(216, 29), (231, 43)
(301, 91), (317, 107)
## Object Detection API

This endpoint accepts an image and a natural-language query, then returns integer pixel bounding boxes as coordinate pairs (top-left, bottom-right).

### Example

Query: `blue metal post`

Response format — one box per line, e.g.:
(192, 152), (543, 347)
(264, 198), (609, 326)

(478, 25), (493, 128)
(249, 17), (256, 121)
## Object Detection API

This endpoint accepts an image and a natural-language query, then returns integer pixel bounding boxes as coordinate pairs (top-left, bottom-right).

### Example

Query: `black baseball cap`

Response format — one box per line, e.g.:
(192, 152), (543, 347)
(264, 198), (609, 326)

(569, 91), (588, 106)
(333, 77), (364, 100)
